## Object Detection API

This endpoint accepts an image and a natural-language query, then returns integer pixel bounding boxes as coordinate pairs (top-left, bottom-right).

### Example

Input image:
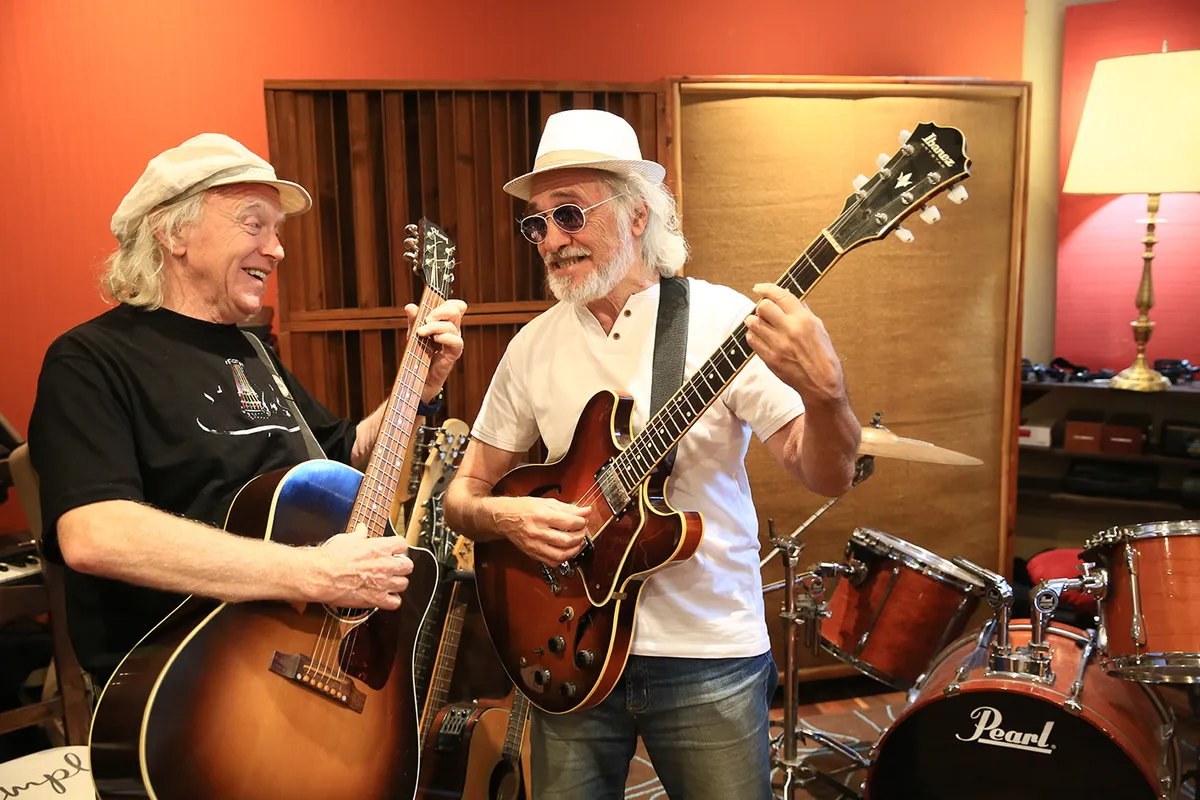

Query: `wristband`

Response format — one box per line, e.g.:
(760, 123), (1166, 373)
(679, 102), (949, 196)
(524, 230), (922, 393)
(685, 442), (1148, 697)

(417, 389), (444, 417)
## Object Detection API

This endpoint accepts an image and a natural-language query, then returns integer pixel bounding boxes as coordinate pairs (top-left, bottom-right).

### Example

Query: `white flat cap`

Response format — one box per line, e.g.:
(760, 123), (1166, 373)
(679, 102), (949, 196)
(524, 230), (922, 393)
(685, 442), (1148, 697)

(110, 133), (312, 241)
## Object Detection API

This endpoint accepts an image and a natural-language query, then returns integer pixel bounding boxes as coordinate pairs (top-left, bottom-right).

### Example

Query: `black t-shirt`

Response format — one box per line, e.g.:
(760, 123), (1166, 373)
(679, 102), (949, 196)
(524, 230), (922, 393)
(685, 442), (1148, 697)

(28, 304), (357, 679)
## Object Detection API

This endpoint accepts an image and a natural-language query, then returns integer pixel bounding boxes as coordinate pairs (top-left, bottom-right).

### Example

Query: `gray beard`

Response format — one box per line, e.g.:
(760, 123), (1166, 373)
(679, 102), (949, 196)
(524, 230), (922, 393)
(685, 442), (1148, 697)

(545, 234), (636, 306)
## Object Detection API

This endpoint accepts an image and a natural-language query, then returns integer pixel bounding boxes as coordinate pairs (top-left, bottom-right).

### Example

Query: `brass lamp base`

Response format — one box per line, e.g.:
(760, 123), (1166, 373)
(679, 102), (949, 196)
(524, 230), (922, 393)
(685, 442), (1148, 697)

(1107, 193), (1171, 394)
(1109, 355), (1170, 392)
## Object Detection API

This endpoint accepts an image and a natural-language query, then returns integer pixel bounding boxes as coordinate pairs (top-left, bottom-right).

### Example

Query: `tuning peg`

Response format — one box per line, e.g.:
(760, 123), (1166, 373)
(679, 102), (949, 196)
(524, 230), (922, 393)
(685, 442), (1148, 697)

(918, 205), (941, 225)
(876, 153), (891, 170)
(893, 226), (915, 243)
(405, 223), (418, 236)
(899, 129), (912, 145)
(947, 185), (969, 204)
(852, 174), (870, 192)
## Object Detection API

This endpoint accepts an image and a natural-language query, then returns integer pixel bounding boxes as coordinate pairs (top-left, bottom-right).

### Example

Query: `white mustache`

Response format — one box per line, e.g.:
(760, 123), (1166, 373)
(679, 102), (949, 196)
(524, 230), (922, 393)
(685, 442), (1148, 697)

(544, 247), (591, 268)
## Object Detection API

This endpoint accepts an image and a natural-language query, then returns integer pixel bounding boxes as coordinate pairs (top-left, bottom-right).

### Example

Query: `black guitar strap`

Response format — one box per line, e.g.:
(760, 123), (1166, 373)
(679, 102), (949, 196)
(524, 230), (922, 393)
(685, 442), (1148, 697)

(243, 331), (326, 461)
(650, 275), (691, 474)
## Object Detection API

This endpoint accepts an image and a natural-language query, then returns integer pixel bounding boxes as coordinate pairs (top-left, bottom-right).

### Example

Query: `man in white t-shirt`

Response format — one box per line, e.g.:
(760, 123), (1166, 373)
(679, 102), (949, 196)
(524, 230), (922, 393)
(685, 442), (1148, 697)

(444, 109), (861, 799)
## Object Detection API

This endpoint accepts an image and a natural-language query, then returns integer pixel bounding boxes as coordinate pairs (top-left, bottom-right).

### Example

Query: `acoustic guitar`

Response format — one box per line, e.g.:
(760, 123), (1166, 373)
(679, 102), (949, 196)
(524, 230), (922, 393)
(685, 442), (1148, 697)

(416, 688), (533, 800)
(473, 122), (972, 712)
(88, 219), (458, 799)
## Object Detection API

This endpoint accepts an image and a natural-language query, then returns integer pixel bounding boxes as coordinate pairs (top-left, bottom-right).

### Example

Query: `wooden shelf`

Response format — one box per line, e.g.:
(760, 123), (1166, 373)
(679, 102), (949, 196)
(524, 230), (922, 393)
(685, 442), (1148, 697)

(1021, 380), (1200, 395)
(1019, 446), (1200, 468)
(1017, 485), (1187, 513)
(1021, 380), (1200, 408)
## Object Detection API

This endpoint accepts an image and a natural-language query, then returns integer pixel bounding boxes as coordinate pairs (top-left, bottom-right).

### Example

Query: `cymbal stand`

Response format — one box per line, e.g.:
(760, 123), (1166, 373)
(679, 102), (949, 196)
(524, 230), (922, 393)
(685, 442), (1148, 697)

(768, 522), (868, 800)
(760, 455), (875, 569)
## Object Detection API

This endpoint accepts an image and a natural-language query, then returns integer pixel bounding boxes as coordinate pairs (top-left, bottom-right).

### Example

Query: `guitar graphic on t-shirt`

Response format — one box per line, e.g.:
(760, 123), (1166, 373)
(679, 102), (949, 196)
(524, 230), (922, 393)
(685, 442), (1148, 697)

(226, 358), (271, 420)
(195, 357), (298, 437)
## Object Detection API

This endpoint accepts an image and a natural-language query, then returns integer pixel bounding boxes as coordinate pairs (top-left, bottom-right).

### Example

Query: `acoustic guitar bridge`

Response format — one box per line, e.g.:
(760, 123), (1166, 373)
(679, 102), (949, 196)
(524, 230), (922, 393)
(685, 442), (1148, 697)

(269, 651), (366, 713)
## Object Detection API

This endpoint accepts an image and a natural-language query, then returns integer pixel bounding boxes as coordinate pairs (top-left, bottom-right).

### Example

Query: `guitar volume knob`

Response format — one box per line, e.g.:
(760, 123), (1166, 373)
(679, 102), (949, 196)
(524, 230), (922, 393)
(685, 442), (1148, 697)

(575, 650), (595, 668)
(548, 636), (566, 654)
(533, 668), (552, 686)
(561, 682), (578, 698)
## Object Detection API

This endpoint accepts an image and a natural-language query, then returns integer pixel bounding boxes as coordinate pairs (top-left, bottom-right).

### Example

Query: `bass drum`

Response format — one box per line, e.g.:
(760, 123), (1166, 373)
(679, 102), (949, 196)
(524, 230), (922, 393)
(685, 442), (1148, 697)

(865, 622), (1178, 800)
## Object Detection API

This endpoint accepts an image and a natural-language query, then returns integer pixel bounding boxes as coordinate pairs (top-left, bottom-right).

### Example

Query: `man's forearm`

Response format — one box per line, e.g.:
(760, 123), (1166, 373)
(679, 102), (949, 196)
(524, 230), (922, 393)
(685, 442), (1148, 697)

(352, 400), (388, 468)
(444, 477), (506, 543)
(58, 500), (322, 603)
(797, 396), (861, 497)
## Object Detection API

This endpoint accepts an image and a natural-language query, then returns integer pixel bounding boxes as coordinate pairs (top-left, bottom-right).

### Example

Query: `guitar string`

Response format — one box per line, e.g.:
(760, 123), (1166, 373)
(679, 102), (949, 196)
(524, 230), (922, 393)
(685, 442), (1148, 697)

(304, 284), (436, 681)
(562, 236), (839, 524)
(315, 301), (436, 681)
(326, 288), (441, 682)
(547, 164), (919, 549)
(546, 158), (941, 595)
(324, 299), (436, 679)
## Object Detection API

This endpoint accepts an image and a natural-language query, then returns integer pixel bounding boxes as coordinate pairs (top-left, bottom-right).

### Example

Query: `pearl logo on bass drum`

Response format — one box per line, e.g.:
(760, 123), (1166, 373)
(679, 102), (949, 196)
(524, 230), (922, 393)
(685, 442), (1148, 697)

(956, 706), (1056, 755)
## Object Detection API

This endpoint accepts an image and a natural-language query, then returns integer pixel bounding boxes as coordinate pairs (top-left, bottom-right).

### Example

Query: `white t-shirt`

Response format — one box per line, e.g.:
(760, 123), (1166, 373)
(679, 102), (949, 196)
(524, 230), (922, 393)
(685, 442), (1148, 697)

(471, 278), (805, 658)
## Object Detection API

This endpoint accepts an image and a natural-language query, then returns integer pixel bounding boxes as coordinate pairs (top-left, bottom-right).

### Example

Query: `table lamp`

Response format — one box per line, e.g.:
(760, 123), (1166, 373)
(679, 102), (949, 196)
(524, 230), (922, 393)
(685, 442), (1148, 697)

(1062, 47), (1200, 391)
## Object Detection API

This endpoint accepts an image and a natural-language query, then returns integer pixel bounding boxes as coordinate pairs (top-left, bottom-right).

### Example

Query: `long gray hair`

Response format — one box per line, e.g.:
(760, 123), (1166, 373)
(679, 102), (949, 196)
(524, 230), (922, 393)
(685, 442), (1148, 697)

(603, 171), (689, 277)
(102, 193), (207, 308)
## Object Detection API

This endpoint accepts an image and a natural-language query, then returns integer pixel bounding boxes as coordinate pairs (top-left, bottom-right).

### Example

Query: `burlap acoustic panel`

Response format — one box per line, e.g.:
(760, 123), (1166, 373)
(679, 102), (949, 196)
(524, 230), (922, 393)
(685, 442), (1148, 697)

(673, 81), (1028, 677)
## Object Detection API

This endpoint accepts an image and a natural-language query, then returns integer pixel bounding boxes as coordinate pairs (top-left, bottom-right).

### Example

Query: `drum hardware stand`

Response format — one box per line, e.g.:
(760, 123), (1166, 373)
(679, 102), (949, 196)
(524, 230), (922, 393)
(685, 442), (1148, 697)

(761, 450), (879, 800)
(760, 455), (875, 569)
(768, 521), (868, 800)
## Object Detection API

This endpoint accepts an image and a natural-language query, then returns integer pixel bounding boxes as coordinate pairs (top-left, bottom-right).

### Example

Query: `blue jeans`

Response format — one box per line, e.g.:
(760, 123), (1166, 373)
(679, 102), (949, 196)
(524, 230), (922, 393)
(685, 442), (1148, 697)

(529, 653), (778, 800)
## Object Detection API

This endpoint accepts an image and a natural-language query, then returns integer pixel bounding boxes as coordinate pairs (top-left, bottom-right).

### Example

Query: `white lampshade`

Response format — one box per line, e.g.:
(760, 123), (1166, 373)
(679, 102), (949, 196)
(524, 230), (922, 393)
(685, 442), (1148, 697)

(1063, 49), (1200, 195)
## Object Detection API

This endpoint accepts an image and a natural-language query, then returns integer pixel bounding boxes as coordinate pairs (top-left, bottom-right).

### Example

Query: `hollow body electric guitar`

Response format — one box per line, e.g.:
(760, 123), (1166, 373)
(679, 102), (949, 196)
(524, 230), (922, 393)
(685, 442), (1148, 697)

(474, 122), (972, 713)
(88, 220), (458, 800)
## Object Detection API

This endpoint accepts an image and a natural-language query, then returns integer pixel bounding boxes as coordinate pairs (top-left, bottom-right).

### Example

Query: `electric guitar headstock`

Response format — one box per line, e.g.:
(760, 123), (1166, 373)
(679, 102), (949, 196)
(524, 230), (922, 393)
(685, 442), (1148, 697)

(403, 218), (456, 302)
(826, 122), (971, 253)
(450, 534), (474, 572)
(409, 418), (471, 562)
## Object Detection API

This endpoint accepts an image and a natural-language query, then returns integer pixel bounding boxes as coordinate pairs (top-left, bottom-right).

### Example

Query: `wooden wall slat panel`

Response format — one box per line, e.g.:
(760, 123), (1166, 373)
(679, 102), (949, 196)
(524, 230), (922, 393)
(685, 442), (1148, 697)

(487, 93), (513, 302)
(452, 91), (479, 306)
(342, 330), (360, 420)
(270, 92), (315, 313)
(434, 92), (459, 294)
(347, 91), (381, 309)
(417, 91), (440, 249)
(360, 330), (385, 413)
(267, 82), (667, 434)
(471, 92), (498, 304)
(382, 92), (414, 309)
(512, 92), (534, 301)
(311, 92), (344, 310)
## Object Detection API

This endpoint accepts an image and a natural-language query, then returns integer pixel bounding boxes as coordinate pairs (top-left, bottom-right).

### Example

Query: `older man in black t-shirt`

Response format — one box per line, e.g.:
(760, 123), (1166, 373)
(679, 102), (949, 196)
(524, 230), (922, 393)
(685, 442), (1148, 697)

(28, 133), (466, 680)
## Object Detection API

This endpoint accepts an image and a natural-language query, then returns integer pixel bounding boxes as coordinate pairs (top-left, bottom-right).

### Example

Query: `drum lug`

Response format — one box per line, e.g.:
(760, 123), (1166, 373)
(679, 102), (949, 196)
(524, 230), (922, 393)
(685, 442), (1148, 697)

(1124, 544), (1148, 648)
(853, 566), (900, 657)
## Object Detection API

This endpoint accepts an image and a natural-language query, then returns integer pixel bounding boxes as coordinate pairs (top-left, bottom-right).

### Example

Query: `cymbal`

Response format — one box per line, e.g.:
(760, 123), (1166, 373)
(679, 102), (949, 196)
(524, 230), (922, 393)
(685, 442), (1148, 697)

(859, 425), (982, 466)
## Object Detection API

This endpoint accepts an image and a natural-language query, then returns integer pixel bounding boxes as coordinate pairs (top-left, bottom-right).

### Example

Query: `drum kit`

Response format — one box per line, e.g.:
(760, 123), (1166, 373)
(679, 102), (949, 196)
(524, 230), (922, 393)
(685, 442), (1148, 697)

(764, 413), (1190, 800)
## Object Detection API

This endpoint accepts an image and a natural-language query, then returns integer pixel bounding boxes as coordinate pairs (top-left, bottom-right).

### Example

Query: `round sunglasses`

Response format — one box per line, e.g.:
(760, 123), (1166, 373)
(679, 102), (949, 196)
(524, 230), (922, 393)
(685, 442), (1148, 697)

(517, 194), (625, 245)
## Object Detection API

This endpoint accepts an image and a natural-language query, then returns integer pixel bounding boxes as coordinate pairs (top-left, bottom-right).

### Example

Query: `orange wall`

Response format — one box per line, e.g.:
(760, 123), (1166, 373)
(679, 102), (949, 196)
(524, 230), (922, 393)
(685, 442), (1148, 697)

(1056, 0), (1200, 372)
(0, 0), (1025, 533)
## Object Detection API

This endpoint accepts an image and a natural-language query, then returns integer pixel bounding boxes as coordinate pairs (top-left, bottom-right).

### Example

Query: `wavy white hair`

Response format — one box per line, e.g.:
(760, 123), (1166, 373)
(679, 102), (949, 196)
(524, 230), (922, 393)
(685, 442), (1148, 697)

(602, 171), (689, 277)
(102, 193), (207, 309)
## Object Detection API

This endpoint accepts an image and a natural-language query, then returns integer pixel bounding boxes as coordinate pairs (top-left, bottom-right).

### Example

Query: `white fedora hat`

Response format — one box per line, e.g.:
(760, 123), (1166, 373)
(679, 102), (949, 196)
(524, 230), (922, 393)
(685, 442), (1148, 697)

(503, 109), (666, 200)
